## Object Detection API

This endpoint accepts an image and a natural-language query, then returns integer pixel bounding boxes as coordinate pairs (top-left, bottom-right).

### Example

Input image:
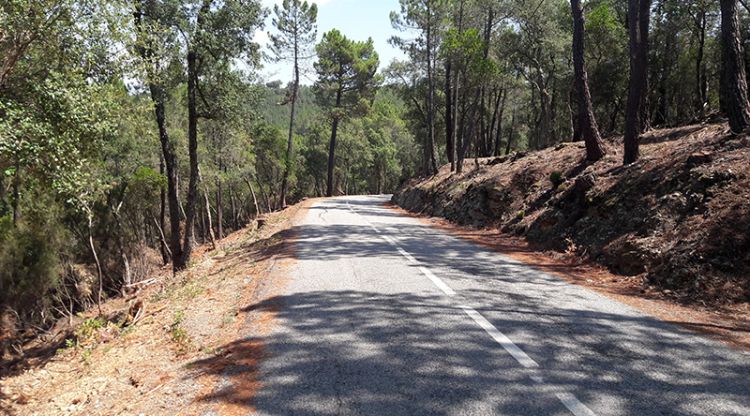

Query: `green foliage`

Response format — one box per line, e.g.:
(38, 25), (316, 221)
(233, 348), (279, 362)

(170, 310), (191, 353)
(549, 171), (564, 188)
(0, 201), (69, 318)
(268, 0), (318, 64)
(314, 29), (381, 120)
(75, 317), (107, 343)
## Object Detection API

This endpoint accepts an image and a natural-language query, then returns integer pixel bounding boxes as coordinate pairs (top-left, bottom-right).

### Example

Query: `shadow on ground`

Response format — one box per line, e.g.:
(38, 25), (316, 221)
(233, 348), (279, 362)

(188, 198), (750, 415)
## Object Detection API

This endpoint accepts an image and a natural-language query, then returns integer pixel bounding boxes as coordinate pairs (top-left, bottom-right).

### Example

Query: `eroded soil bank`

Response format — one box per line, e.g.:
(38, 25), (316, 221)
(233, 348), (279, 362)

(393, 123), (750, 352)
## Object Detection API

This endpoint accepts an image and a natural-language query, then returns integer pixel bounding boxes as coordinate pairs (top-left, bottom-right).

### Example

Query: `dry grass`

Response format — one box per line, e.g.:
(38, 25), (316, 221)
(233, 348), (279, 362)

(0, 200), (314, 416)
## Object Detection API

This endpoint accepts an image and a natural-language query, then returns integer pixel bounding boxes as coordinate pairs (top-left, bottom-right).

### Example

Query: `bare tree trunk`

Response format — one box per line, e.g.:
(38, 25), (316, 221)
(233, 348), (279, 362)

(694, 7), (708, 116)
(624, 0), (652, 165)
(280, 39), (300, 208)
(229, 184), (238, 229)
(88, 216), (104, 316)
(492, 88), (507, 156)
(180, 0), (210, 268)
(445, 59), (455, 170)
(244, 178), (261, 218)
(202, 185), (216, 250)
(572, 0), (606, 161)
(326, 88), (342, 197)
(639, 2), (652, 134)
(181, 47), (200, 266)
(158, 157), (170, 264)
(506, 110), (516, 155)
(134, 0), (184, 273)
(254, 174), (272, 213)
(451, 0), (465, 173)
(720, 0), (750, 133)
(456, 85), (468, 173)
(111, 204), (131, 288)
(425, 0), (439, 175)
(215, 179), (223, 240)
(152, 215), (172, 262)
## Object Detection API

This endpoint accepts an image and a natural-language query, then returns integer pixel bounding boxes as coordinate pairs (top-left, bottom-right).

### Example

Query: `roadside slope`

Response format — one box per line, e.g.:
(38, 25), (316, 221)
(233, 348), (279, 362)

(394, 122), (749, 305)
(0, 200), (312, 416)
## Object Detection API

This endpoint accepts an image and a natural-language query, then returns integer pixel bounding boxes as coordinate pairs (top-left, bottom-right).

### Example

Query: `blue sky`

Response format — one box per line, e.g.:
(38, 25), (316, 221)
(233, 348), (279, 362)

(257, 0), (406, 84)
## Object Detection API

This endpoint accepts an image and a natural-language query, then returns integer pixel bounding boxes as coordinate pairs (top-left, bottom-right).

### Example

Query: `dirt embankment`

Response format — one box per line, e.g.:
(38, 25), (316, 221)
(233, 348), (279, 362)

(394, 122), (750, 305)
(0, 200), (313, 416)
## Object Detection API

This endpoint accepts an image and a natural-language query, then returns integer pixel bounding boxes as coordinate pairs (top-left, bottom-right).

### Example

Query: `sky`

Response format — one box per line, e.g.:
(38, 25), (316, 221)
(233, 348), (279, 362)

(256, 0), (407, 84)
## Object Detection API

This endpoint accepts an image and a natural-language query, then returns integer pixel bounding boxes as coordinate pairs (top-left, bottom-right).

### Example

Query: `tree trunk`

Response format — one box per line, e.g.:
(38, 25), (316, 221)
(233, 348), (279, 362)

(694, 8), (708, 116)
(280, 40), (300, 208)
(152, 215), (172, 263)
(135, 0), (185, 273)
(158, 157), (170, 264)
(493, 88), (506, 156)
(229, 184), (238, 229)
(654, 18), (676, 126)
(179, 0), (210, 268)
(326, 88), (342, 197)
(572, 0), (606, 161)
(88, 216), (104, 315)
(445, 59), (455, 170)
(624, 0), (652, 165)
(506, 110), (516, 155)
(720, 0), (750, 133)
(639, 2), (652, 134)
(425, 0), (439, 175)
(456, 87), (467, 173)
(255, 174), (272, 213)
(216, 182), (223, 239)
(181, 47), (201, 266)
(111, 205), (131, 288)
(245, 178), (261, 218)
(202, 185), (216, 250)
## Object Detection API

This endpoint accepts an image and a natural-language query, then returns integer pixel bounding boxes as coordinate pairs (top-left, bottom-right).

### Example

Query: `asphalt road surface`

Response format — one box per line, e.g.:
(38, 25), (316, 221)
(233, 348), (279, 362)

(251, 195), (750, 416)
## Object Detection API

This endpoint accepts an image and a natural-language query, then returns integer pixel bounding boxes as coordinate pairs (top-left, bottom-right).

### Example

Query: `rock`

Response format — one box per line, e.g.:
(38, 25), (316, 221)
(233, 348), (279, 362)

(659, 192), (687, 212)
(610, 237), (662, 276)
(686, 151), (712, 167)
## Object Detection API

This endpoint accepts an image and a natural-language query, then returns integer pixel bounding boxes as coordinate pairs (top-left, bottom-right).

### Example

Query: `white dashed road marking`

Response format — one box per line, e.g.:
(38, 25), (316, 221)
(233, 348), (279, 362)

(345, 198), (596, 416)
(459, 305), (538, 369)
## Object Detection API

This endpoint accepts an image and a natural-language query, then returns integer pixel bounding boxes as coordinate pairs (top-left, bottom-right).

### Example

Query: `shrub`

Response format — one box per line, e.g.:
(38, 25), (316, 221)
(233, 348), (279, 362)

(549, 171), (564, 188)
(0, 204), (70, 322)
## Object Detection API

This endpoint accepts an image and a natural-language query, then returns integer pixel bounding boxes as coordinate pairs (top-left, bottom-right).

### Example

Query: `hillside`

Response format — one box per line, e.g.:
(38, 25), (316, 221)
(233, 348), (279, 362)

(0, 202), (309, 415)
(394, 122), (749, 305)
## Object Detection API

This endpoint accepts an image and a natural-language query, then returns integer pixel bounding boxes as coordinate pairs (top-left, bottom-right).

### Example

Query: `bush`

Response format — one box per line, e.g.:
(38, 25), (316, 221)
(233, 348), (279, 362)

(0, 204), (70, 322)
(549, 171), (564, 188)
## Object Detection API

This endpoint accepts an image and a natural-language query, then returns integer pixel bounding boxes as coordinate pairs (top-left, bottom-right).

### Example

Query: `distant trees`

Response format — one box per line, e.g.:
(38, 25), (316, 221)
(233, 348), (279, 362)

(313, 30), (380, 197)
(132, 0), (264, 271)
(269, 0), (318, 207)
(0, 0), (419, 332)
(386, 0), (749, 170)
(391, 0), (447, 175)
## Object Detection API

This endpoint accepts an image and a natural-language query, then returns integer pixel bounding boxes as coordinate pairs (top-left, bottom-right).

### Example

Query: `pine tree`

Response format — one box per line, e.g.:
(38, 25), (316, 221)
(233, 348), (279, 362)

(269, 0), (318, 207)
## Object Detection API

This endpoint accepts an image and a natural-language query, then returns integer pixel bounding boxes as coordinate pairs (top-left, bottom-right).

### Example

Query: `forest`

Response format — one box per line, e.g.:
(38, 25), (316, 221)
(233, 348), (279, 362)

(1, 0), (749, 336)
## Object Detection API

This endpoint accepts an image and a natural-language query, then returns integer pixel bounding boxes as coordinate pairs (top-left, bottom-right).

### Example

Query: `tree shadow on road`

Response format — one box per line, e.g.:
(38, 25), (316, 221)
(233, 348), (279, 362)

(189, 197), (750, 415)
(189, 288), (750, 415)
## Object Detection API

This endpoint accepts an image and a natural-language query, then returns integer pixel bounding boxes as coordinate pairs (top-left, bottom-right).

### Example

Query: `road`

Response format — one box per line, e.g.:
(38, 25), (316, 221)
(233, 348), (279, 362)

(251, 195), (750, 416)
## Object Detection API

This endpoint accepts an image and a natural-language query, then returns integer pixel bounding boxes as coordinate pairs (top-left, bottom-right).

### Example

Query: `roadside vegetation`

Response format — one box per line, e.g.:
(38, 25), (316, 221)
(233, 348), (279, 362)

(1, 0), (750, 401)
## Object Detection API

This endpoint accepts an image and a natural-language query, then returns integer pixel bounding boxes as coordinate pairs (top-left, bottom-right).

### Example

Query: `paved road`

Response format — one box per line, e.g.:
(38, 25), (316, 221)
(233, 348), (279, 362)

(251, 196), (750, 416)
